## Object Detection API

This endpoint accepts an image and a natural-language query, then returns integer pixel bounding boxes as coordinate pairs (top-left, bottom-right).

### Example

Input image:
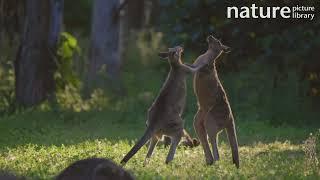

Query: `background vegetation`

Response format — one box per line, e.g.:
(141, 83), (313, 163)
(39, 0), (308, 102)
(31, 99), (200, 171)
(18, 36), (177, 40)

(0, 0), (319, 179)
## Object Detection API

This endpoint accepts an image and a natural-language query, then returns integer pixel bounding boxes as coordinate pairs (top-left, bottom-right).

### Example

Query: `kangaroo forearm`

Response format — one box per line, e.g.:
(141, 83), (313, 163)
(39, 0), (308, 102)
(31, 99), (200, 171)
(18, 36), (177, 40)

(178, 62), (201, 73)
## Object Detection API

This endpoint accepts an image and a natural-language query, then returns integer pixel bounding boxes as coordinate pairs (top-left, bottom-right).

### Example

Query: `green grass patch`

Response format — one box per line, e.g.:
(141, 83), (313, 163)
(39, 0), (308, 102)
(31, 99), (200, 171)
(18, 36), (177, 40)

(0, 110), (319, 179)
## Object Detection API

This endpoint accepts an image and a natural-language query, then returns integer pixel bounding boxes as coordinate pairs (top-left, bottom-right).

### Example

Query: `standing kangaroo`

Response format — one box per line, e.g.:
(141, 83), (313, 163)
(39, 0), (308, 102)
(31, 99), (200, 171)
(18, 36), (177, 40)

(178, 35), (239, 168)
(121, 46), (192, 165)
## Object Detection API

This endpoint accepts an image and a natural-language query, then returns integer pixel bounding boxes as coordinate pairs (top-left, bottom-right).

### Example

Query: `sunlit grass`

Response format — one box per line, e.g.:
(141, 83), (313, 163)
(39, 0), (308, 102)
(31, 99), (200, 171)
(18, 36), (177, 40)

(0, 138), (318, 179)
(0, 109), (319, 179)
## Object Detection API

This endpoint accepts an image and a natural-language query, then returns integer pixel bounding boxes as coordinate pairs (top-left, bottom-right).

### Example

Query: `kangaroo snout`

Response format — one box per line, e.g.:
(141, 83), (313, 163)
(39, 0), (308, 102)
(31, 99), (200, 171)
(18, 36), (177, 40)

(222, 44), (231, 53)
(206, 35), (216, 43)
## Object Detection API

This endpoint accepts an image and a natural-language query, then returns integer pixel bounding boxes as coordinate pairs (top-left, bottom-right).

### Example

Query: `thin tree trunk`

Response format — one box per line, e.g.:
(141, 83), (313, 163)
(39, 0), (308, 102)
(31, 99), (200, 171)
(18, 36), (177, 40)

(119, 0), (128, 61)
(119, 0), (146, 66)
(49, 0), (63, 50)
(15, 0), (63, 106)
(127, 0), (144, 30)
(88, 0), (120, 88)
(0, 0), (25, 47)
(0, 0), (3, 47)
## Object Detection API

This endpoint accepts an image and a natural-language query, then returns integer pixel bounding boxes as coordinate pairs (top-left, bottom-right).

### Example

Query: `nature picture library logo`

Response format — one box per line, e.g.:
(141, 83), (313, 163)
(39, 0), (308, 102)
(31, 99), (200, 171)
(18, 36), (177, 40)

(227, 3), (316, 20)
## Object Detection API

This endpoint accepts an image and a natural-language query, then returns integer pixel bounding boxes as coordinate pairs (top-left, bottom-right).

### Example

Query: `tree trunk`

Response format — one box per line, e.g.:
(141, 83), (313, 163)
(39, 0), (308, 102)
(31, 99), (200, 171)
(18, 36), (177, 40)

(119, 0), (146, 67)
(127, 0), (144, 30)
(0, 0), (3, 47)
(0, 0), (25, 47)
(48, 0), (63, 50)
(15, 0), (63, 106)
(119, 0), (128, 61)
(88, 0), (120, 88)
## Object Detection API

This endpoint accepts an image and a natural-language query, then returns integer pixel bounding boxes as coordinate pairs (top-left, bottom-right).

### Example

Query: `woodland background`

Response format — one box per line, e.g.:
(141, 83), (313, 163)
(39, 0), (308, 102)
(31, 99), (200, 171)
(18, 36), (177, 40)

(0, 0), (319, 179)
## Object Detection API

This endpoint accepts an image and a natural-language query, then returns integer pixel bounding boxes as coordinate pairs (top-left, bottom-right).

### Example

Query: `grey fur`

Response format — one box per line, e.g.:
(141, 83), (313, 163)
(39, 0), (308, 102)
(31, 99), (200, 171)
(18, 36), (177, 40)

(120, 46), (192, 165)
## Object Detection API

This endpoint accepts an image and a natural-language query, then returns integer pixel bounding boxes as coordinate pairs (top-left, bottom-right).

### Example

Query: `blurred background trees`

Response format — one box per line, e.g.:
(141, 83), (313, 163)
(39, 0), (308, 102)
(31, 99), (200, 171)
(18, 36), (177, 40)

(87, 0), (120, 91)
(0, 0), (319, 125)
(15, 0), (63, 106)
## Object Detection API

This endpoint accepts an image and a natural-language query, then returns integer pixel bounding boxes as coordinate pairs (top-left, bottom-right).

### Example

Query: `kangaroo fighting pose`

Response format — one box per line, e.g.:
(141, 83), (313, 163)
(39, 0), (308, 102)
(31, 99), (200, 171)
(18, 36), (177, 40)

(179, 35), (239, 168)
(121, 46), (195, 165)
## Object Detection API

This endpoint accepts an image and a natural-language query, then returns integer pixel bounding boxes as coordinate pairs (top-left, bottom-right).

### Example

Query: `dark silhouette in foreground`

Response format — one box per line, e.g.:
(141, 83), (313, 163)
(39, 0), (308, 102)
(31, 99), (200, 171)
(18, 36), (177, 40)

(56, 158), (134, 180)
(0, 171), (24, 180)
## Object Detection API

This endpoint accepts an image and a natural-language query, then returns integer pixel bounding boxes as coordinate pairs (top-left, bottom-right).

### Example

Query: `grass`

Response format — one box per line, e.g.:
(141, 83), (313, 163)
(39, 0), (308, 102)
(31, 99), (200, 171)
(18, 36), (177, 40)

(0, 109), (319, 179)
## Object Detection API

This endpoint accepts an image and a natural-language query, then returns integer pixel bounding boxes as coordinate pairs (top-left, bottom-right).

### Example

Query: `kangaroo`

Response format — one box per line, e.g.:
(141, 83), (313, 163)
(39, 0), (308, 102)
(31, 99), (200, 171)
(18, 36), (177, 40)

(121, 46), (192, 165)
(148, 129), (199, 148)
(56, 158), (134, 180)
(178, 35), (239, 168)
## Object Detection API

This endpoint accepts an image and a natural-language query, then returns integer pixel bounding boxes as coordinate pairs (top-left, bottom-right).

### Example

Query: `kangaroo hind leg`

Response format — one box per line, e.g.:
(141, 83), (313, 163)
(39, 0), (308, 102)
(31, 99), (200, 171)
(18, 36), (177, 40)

(205, 112), (221, 162)
(165, 133), (182, 164)
(226, 123), (239, 168)
(143, 136), (158, 166)
(207, 128), (220, 161)
(194, 109), (213, 165)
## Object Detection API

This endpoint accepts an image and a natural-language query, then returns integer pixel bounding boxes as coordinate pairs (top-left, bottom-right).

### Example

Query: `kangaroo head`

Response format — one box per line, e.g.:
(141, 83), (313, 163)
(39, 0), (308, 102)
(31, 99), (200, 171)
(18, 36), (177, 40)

(158, 46), (184, 65)
(207, 35), (231, 54)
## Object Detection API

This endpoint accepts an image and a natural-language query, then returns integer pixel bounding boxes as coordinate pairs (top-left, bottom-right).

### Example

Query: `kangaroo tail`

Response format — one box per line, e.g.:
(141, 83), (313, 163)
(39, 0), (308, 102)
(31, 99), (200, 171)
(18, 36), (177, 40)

(226, 123), (239, 168)
(120, 128), (154, 165)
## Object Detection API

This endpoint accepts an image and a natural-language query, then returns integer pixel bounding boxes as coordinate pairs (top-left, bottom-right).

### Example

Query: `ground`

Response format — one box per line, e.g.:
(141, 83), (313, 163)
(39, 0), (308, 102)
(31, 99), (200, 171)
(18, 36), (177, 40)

(0, 109), (319, 179)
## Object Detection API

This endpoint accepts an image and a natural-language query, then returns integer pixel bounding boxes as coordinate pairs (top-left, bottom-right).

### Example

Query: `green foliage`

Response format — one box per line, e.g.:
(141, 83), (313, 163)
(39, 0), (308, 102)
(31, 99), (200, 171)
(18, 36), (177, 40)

(222, 62), (317, 126)
(303, 130), (320, 175)
(317, 130), (320, 153)
(122, 29), (168, 97)
(0, 37), (18, 114)
(158, 0), (320, 54)
(56, 87), (108, 112)
(136, 29), (165, 65)
(157, 0), (320, 101)
(55, 32), (81, 91)
(53, 32), (109, 112)
(0, 62), (15, 113)
(64, 0), (92, 33)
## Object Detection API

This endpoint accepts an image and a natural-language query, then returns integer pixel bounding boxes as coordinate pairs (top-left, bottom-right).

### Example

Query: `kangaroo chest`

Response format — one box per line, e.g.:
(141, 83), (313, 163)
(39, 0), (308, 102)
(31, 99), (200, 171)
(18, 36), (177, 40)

(193, 69), (228, 110)
(161, 73), (186, 115)
(148, 71), (187, 129)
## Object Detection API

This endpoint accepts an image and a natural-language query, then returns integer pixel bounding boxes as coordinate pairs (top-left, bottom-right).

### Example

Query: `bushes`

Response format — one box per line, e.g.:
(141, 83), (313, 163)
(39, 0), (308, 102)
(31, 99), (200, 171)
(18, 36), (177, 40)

(157, 0), (320, 109)
(0, 37), (17, 114)
(222, 62), (317, 126)
(0, 62), (15, 113)
(0, 28), (318, 126)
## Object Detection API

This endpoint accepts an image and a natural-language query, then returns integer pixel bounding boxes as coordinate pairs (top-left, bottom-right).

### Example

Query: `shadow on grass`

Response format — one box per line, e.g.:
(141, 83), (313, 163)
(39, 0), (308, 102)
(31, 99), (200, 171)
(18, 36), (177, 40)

(0, 110), (146, 150)
(0, 109), (316, 151)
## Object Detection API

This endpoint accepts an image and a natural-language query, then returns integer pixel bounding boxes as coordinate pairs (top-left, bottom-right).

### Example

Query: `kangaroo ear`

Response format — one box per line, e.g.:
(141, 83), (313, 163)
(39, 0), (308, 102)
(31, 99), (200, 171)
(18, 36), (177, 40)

(158, 52), (169, 59)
